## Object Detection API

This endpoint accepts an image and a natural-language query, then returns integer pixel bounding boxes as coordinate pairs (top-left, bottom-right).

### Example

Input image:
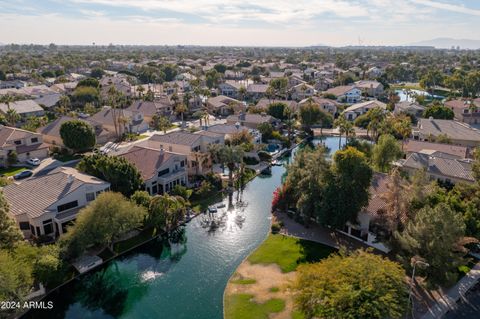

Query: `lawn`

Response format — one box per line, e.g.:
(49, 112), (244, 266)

(0, 166), (27, 177)
(248, 234), (336, 272)
(224, 294), (285, 319)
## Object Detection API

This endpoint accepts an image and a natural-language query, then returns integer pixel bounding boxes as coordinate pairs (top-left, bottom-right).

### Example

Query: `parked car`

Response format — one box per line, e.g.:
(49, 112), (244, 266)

(27, 158), (41, 166)
(13, 170), (33, 180)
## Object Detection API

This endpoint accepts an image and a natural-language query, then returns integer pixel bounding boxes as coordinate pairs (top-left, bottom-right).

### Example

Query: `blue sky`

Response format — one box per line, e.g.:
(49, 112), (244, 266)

(0, 0), (479, 46)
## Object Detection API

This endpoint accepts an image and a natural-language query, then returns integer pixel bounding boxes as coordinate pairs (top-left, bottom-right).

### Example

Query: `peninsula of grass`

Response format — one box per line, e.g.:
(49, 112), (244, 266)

(225, 294), (285, 319)
(248, 234), (336, 272)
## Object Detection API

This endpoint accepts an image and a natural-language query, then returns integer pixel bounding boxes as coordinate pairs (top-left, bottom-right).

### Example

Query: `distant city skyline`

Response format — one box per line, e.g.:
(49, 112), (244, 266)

(1, 0), (480, 47)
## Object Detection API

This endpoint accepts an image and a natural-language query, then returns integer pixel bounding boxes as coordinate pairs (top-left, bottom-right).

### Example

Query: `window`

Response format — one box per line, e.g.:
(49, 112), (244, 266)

(19, 222), (30, 230)
(30, 224), (35, 235)
(43, 223), (53, 235)
(57, 200), (78, 212)
(31, 137), (39, 143)
(14, 140), (21, 145)
(180, 160), (185, 167)
(86, 192), (95, 202)
(158, 168), (170, 177)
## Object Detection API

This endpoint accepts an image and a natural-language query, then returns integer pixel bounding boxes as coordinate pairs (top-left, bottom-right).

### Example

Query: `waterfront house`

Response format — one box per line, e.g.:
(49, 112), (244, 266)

(206, 123), (262, 144)
(402, 139), (469, 159)
(119, 146), (188, 195)
(354, 80), (384, 97)
(3, 167), (110, 239)
(226, 112), (279, 130)
(0, 126), (49, 166)
(139, 131), (224, 176)
(298, 97), (339, 117)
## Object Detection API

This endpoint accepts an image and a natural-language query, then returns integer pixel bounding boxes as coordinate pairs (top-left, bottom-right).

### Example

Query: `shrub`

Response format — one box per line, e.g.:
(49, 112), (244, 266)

(258, 151), (272, 162)
(243, 156), (259, 165)
(271, 223), (281, 234)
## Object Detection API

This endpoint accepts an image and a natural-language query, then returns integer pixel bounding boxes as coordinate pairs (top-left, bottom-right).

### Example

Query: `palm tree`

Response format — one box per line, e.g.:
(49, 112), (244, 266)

(175, 103), (187, 127)
(57, 95), (71, 115)
(238, 86), (247, 103)
(2, 95), (20, 126)
(207, 143), (222, 173)
(219, 145), (244, 187)
(334, 115), (348, 149)
(148, 194), (186, 234)
(380, 168), (409, 233)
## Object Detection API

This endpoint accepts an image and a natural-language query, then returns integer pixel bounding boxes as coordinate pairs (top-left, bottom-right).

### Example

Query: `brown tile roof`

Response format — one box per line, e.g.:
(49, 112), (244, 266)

(149, 131), (202, 146)
(119, 146), (178, 180)
(403, 139), (468, 159)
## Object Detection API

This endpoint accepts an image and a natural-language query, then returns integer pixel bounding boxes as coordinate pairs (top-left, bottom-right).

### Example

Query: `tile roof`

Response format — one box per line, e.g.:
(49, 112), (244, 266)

(402, 152), (474, 182)
(3, 167), (108, 218)
(325, 85), (358, 96)
(0, 126), (39, 148)
(417, 119), (480, 142)
(148, 131), (202, 146)
(119, 146), (179, 180)
(344, 100), (386, 113)
(403, 139), (468, 159)
(0, 100), (44, 114)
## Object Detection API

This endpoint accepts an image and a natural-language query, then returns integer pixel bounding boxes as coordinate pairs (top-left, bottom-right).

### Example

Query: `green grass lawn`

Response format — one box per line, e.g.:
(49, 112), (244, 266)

(248, 234), (336, 273)
(231, 278), (257, 285)
(0, 166), (27, 176)
(225, 294), (285, 319)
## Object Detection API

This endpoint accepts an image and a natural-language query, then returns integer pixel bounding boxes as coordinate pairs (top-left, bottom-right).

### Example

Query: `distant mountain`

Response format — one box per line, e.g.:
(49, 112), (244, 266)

(409, 38), (480, 50)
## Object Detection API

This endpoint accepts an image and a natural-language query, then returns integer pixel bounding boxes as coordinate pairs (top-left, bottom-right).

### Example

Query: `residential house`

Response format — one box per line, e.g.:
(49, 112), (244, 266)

(0, 100), (45, 122)
(298, 97), (339, 117)
(206, 95), (244, 116)
(396, 151), (474, 184)
(218, 81), (244, 98)
(354, 80), (384, 97)
(125, 100), (173, 125)
(224, 70), (244, 80)
(35, 93), (61, 109)
(139, 131), (224, 176)
(314, 78), (334, 91)
(3, 167), (110, 239)
(325, 85), (362, 103)
(445, 99), (480, 125)
(246, 84), (268, 101)
(88, 107), (149, 136)
(226, 112), (279, 130)
(206, 123), (262, 144)
(100, 75), (133, 98)
(290, 83), (315, 101)
(119, 146), (188, 195)
(394, 101), (425, 118)
(413, 119), (480, 147)
(343, 100), (387, 121)
(37, 116), (114, 147)
(287, 75), (306, 88)
(255, 98), (298, 112)
(0, 126), (49, 166)
(402, 139), (469, 159)
(340, 173), (391, 253)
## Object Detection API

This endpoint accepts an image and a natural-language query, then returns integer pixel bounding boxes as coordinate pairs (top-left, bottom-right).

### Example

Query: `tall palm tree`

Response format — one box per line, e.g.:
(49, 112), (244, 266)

(175, 103), (187, 127)
(334, 115), (349, 149)
(219, 145), (244, 187)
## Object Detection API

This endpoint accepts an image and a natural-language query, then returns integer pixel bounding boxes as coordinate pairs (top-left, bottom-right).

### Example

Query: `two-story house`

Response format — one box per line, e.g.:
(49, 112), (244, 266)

(298, 97), (340, 117)
(206, 95), (244, 116)
(325, 85), (362, 104)
(139, 131), (224, 176)
(0, 126), (49, 166)
(290, 83), (315, 101)
(218, 81), (244, 99)
(226, 112), (280, 130)
(445, 99), (480, 125)
(354, 80), (384, 97)
(3, 167), (110, 239)
(89, 107), (149, 135)
(119, 146), (188, 195)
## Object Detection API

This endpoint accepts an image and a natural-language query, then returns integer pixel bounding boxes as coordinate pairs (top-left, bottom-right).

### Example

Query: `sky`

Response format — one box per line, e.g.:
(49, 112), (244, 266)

(0, 0), (480, 46)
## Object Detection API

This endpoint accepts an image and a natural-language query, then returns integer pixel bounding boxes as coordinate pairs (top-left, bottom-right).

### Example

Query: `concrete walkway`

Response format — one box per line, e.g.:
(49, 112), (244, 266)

(421, 262), (480, 319)
(274, 211), (375, 252)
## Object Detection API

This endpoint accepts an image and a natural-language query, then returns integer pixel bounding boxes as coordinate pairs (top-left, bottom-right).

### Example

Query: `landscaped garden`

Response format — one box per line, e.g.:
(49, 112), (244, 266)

(224, 234), (336, 319)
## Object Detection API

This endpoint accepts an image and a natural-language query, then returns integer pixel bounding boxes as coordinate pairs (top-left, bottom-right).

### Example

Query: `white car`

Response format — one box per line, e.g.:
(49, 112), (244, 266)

(27, 158), (41, 166)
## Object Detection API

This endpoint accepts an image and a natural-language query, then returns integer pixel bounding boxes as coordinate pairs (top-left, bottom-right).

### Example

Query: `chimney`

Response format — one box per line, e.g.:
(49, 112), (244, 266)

(67, 174), (74, 183)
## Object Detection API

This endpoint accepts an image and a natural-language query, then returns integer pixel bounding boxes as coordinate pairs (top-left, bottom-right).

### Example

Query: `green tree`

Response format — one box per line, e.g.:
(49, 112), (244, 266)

(395, 203), (474, 286)
(78, 154), (143, 196)
(147, 194), (186, 233)
(151, 114), (171, 133)
(205, 69), (220, 89)
(60, 120), (96, 152)
(423, 104), (454, 120)
(218, 145), (244, 187)
(0, 191), (22, 250)
(372, 134), (402, 172)
(77, 77), (100, 89)
(267, 102), (288, 120)
(294, 249), (408, 319)
(60, 192), (146, 259)
(299, 101), (321, 132)
(322, 147), (373, 227)
(0, 248), (34, 302)
(334, 115), (355, 148)
(131, 190), (151, 208)
(213, 63), (227, 74)
(257, 122), (274, 142)
(90, 68), (104, 79)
